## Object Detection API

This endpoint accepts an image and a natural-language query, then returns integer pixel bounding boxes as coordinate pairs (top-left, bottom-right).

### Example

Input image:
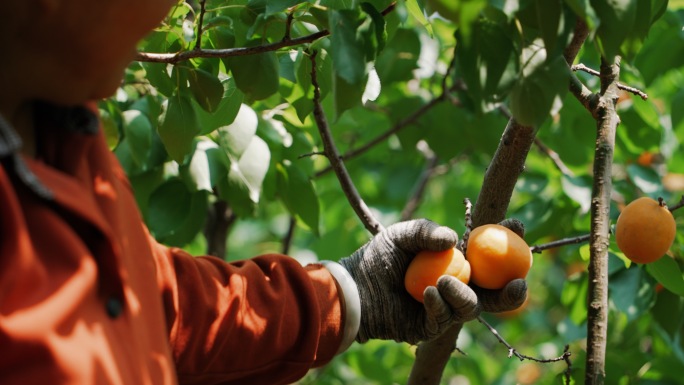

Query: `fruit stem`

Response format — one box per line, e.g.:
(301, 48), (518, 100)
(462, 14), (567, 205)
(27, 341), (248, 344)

(658, 196), (667, 208)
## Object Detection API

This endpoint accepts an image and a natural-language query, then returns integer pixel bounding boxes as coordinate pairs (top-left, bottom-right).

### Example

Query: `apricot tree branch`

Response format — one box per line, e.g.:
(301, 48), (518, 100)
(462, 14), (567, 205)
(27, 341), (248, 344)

(530, 234), (591, 254)
(478, 317), (572, 363)
(572, 63), (648, 100)
(585, 56), (621, 385)
(136, 31), (329, 63)
(411, 18), (591, 385)
(137, 2), (397, 64)
(309, 50), (384, 235)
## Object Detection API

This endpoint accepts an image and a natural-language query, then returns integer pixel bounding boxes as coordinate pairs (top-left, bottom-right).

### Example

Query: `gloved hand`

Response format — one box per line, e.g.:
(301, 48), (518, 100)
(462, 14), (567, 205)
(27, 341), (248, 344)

(338, 219), (528, 345)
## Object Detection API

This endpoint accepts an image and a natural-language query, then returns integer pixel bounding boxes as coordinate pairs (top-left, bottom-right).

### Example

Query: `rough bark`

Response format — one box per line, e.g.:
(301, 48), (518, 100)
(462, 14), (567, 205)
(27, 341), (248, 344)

(585, 57), (620, 385)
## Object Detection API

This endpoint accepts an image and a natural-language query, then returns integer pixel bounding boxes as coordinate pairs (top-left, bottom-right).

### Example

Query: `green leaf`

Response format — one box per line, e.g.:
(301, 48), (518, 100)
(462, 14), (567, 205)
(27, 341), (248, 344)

(181, 138), (218, 192)
(647, 256), (684, 297)
(590, 0), (637, 59)
(122, 109), (152, 166)
(142, 62), (175, 97)
(218, 136), (271, 217)
(217, 103), (258, 159)
(609, 265), (655, 321)
(536, 0), (563, 56)
(276, 162), (320, 235)
(561, 274), (589, 324)
(158, 93), (200, 163)
(195, 78), (245, 135)
(334, 72), (367, 120)
(375, 28), (421, 84)
(147, 179), (192, 239)
(456, 17), (517, 111)
(227, 41), (280, 101)
(186, 67), (225, 112)
(626, 164), (665, 197)
(330, 9), (368, 85)
(405, 0), (434, 36)
(360, 2), (387, 56)
(510, 52), (569, 127)
(561, 175), (593, 213)
(265, 0), (304, 14)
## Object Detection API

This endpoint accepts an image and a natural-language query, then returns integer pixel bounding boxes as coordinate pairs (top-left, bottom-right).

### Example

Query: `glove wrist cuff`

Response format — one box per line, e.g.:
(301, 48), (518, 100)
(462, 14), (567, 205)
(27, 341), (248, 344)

(321, 260), (361, 354)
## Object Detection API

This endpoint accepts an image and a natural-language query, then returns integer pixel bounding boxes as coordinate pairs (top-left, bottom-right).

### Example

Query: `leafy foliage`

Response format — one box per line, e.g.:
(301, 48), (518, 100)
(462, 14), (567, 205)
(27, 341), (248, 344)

(105, 0), (684, 383)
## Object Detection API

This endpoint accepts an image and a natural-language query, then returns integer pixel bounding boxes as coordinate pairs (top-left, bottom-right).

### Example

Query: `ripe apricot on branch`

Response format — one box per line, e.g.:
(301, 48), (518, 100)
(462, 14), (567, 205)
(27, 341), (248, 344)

(466, 224), (533, 290)
(615, 197), (676, 264)
(404, 248), (471, 303)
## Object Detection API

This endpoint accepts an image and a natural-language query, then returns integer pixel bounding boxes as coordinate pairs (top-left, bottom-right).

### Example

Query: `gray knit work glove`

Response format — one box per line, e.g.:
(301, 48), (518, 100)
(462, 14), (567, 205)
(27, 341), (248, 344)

(339, 219), (528, 345)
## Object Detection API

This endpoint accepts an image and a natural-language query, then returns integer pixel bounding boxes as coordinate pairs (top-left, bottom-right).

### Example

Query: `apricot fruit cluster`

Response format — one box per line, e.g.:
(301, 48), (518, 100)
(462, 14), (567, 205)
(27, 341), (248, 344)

(404, 223), (533, 302)
(615, 197), (676, 264)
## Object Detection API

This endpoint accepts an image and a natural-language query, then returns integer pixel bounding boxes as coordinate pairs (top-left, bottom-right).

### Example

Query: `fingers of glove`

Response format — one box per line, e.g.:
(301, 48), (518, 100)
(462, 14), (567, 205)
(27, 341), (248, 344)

(385, 219), (458, 253)
(498, 218), (525, 239)
(422, 286), (455, 340)
(435, 275), (481, 322)
(474, 279), (528, 313)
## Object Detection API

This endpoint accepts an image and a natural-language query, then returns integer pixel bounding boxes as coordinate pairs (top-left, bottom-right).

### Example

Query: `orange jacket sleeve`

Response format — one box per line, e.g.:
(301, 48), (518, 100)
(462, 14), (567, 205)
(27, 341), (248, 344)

(150, 241), (344, 385)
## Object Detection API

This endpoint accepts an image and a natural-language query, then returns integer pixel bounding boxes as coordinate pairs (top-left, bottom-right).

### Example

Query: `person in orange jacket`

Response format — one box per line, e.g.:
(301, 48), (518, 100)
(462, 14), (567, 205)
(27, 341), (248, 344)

(0, 1), (527, 384)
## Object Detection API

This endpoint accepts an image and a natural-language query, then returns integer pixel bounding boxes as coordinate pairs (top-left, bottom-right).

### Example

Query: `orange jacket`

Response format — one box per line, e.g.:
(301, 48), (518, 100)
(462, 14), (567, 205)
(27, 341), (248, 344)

(0, 103), (343, 384)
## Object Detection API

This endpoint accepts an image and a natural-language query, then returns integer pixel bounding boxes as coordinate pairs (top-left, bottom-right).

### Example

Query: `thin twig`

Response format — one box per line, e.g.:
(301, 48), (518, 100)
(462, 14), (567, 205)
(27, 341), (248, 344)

(282, 216), (296, 255)
(478, 317), (572, 363)
(563, 345), (573, 385)
(669, 195), (684, 213)
(283, 8), (295, 42)
(194, 0), (208, 50)
(309, 50), (384, 235)
(138, 2), (398, 64)
(534, 138), (575, 177)
(530, 234), (591, 254)
(137, 31), (330, 63)
(400, 155), (439, 221)
(572, 63), (648, 100)
(380, 1), (397, 16)
(315, 86), (458, 178)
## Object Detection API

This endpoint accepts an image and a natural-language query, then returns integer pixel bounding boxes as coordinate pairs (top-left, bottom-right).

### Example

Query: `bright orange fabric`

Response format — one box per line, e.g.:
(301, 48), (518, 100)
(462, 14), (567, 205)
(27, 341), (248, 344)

(0, 107), (343, 384)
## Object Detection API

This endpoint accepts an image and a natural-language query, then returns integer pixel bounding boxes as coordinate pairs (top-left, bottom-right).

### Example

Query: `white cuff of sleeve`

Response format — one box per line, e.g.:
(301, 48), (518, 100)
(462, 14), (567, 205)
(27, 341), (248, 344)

(321, 260), (360, 354)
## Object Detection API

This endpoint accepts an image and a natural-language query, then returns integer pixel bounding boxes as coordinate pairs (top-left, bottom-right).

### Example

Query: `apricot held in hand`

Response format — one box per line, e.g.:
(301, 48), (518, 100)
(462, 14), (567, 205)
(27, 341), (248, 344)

(466, 224), (533, 290)
(615, 197), (676, 264)
(404, 248), (471, 303)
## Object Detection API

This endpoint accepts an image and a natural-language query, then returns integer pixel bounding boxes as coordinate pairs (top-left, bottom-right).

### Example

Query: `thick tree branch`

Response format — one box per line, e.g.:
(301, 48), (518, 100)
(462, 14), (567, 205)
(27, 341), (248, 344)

(585, 57), (621, 385)
(309, 51), (384, 235)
